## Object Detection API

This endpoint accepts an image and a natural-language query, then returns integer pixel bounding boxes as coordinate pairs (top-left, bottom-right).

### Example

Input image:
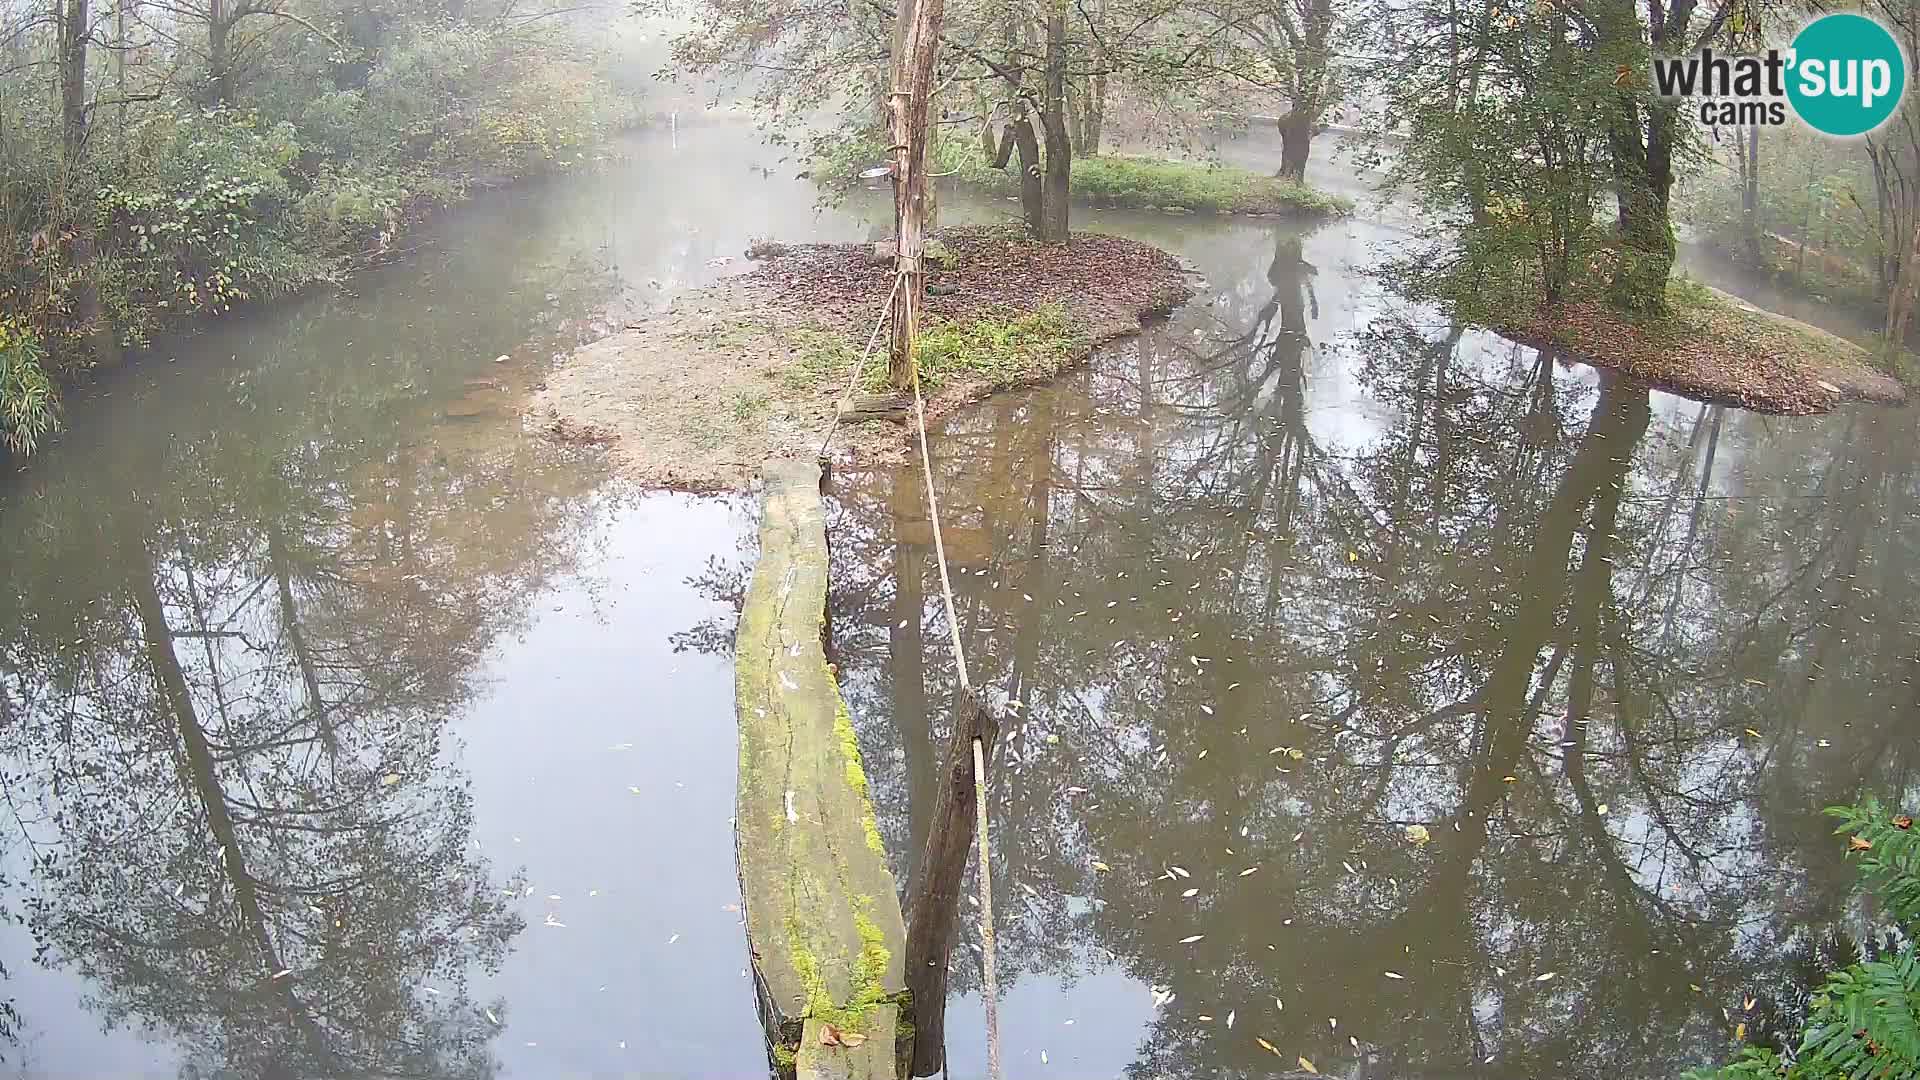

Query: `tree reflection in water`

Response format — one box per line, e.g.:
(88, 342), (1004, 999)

(0, 247), (618, 1073)
(684, 223), (1920, 1078)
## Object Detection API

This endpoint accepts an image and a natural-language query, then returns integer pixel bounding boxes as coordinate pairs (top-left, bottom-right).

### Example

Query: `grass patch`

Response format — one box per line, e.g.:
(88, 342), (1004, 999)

(886, 303), (1083, 391)
(816, 135), (1350, 217)
(779, 325), (864, 391)
(1066, 155), (1350, 216)
(730, 389), (769, 421)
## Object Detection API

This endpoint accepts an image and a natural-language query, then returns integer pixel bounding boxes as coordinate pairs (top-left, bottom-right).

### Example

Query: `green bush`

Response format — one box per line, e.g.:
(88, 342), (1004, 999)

(1687, 798), (1920, 1079)
(96, 110), (336, 324)
(0, 320), (57, 457)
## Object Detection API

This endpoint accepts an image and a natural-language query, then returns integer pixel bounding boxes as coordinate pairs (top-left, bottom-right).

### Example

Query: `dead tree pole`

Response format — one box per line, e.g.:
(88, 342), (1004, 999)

(887, 0), (945, 389)
(901, 691), (999, 1077)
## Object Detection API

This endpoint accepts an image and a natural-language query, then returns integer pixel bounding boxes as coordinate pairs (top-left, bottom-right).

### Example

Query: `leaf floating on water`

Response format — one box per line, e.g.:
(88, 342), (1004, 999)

(1227, 1010), (1235, 1029)
(1256, 1037), (1281, 1057)
(1328, 1017), (1337, 1031)
(1092, 861), (1112, 872)
(271, 969), (292, 981)
(1179, 934), (1205, 943)
(485, 1009), (501, 1026)
(1181, 888), (1199, 898)
(1040, 1050), (1048, 1064)
(1596, 804), (1609, 816)
(1404, 824), (1430, 846)
(1170, 866), (1191, 879)
(1298, 1056), (1319, 1074)
(1201, 705), (1214, 716)
(381, 773), (402, 787)
(1534, 972), (1556, 982)
(1239, 866), (1259, 877)
(1502, 776), (1518, 784)
(1744, 728), (1762, 738)
(1384, 971), (1405, 979)
(1275, 998), (1284, 1011)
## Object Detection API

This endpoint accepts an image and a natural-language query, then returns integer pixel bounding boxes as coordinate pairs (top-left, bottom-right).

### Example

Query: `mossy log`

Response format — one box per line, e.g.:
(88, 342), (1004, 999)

(736, 458), (909, 1079)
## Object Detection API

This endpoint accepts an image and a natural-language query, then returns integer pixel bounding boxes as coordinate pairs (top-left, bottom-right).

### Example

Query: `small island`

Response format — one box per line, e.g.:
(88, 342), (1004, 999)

(533, 225), (1194, 490)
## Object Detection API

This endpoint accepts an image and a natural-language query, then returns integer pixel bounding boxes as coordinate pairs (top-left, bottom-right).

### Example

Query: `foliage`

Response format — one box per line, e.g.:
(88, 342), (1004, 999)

(0, 0), (641, 450)
(900, 304), (1082, 391)
(0, 320), (57, 457)
(816, 134), (1348, 216)
(1686, 798), (1920, 1079)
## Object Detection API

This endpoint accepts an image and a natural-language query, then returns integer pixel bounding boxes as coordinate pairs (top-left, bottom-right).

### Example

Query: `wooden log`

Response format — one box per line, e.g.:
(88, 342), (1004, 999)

(901, 689), (1000, 1076)
(736, 458), (908, 1077)
(837, 393), (911, 423)
(797, 1006), (899, 1080)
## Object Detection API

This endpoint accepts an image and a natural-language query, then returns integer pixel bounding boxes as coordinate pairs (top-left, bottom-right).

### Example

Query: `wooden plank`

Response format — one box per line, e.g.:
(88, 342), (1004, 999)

(736, 458), (908, 1076)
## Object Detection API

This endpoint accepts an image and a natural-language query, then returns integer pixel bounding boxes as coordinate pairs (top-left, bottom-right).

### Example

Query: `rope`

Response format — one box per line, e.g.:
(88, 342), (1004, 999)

(816, 275), (905, 460)
(972, 735), (1002, 1080)
(903, 278), (998, 1078)
(907, 351), (971, 691)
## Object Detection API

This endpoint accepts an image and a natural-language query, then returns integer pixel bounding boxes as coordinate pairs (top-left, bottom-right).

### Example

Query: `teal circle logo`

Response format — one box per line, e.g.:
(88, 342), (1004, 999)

(1787, 13), (1907, 136)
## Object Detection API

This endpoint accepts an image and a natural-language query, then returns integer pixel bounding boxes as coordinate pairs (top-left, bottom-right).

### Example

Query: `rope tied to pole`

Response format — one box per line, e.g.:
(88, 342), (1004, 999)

(905, 277), (1000, 1080)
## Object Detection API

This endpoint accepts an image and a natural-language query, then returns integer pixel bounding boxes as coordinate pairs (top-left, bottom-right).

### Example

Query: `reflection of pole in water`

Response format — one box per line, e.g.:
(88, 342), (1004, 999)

(671, 110), (677, 150)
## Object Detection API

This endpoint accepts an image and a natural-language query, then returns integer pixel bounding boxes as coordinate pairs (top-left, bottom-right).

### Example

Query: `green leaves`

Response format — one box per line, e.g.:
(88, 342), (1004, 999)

(1691, 801), (1920, 1079)
(1827, 799), (1920, 934)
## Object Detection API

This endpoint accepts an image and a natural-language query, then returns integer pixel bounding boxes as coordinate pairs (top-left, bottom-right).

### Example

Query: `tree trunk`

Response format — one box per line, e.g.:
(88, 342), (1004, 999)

(885, 0), (946, 388)
(1277, 111), (1313, 182)
(208, 0), (230, 103)
(901, 691), (1000, 1077)
(60, 0), (86, 161)
(1741, 125), (1761, 265)
(1012, 113), (1044, 236)
(1599, 0), (1695, 316)
(1039, 12), (1071, 243)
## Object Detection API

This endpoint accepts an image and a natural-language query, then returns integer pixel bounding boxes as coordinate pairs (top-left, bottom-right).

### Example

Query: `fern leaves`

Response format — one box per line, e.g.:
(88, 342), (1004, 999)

(1826, 799), (1920, 933)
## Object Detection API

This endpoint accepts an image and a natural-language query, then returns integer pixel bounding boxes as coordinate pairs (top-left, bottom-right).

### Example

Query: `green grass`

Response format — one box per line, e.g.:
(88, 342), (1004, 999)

(816, 135), (1350, 217)
(773, 303), (1084, 398)
(779, 325), (864, 391)
(886, 303), (1083, 391)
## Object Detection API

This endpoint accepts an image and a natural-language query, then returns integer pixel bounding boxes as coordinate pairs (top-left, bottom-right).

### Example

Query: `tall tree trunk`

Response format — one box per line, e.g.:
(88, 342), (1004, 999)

(1599, 0), (1696, 316)
(1083, 74), (1105, 154)
(885, 0), (946, 387)
(208, 0), (231, 102)
(1276, 111), (1313, 182)
(59, 0), (113, 363)
(1012, 113), (1044, 236)
(1039, 12), (1071, 243)
(1741, 125), (1761, 264)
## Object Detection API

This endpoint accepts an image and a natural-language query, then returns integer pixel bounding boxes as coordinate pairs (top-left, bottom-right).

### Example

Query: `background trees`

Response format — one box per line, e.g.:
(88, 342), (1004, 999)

(0, 0), (648, 455)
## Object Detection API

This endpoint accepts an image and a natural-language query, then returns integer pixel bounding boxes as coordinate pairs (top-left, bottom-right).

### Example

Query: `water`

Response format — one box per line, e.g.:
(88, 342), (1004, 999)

(0, 122), (1913, 1079)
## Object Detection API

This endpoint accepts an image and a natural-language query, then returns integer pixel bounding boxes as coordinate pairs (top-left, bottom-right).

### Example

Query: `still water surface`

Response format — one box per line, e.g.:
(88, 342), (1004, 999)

(0, 123), (1911, 1079)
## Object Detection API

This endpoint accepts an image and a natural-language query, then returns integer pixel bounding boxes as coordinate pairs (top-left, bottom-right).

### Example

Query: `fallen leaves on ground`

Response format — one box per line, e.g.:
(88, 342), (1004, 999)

(1499, 285), (1904, 416)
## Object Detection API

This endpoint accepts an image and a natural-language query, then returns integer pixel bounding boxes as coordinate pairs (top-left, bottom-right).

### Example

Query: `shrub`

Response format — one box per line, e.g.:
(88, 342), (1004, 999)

(1686, 798), (1920, 1079)
(0, 320), (57, 457)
